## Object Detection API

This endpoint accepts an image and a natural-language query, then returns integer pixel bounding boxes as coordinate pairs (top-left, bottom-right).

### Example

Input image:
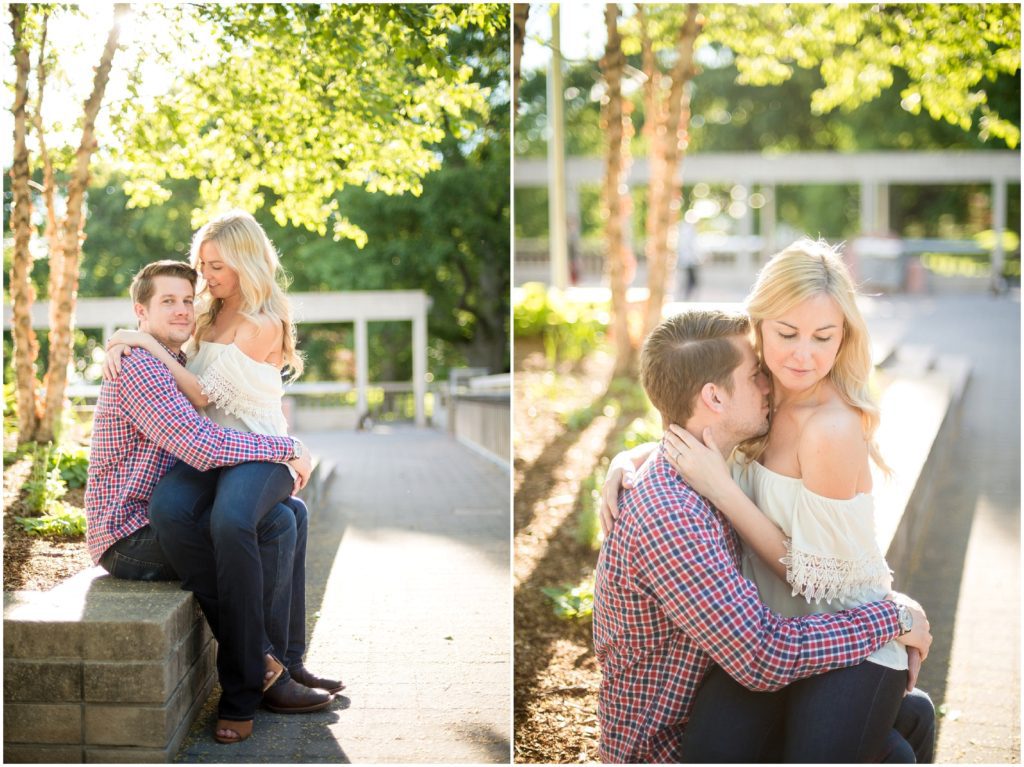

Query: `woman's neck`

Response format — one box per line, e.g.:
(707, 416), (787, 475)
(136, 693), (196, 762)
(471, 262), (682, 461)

(772, 376), (830, 411)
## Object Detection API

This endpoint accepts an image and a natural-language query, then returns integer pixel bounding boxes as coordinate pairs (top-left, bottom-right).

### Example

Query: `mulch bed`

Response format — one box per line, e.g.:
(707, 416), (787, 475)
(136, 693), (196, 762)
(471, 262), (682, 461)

(3, 432), (93, 592)
(513, 346), (643, 764)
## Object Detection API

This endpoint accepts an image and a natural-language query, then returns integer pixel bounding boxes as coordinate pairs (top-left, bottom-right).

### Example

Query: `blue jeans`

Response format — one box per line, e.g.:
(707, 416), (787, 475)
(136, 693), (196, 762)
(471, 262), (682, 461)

(149, 460), (301, 721)
(98, 524), (178, 581)
(682, 662), (932, 763)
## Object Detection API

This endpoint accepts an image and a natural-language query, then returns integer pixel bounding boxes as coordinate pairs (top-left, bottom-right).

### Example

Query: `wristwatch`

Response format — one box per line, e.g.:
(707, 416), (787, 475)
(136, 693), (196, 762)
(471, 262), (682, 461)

(896, 604), (914, 636)
(290, 438), (304, 461)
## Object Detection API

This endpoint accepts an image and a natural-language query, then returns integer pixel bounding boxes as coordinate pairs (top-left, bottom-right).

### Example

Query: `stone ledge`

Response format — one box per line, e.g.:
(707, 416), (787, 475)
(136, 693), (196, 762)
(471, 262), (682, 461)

(874, 348), (971, 577)
(3, 568), (215, 763)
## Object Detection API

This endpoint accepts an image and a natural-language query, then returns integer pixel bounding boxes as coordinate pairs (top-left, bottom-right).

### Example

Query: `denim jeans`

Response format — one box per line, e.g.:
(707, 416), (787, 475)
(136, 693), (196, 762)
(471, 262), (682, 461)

(98, 524), (178, 581)
(682, 661), (930, 763)
(262, 495), (309, 670)
(149, 460), (298, 721)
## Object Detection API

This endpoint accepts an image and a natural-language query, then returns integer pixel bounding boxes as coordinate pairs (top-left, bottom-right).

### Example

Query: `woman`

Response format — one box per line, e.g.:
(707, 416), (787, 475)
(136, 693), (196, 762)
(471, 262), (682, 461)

(105, 210), (341, 744)
(603, 238), (928, 762)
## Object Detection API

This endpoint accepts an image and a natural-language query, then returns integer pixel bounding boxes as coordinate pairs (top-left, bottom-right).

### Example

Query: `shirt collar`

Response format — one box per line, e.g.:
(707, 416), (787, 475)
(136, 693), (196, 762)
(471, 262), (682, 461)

(155, 339), (188, 366)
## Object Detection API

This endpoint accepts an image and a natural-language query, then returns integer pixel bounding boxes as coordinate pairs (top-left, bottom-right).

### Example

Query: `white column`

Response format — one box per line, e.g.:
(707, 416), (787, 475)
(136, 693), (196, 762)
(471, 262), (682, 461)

(355, 318), (368, 418)
(877, 183), (890, 233)
(860, 180), (877, 234)
(738, 179), (754, 275)
(547, 4), (568, 290)
(992, 178), (1007, 286)
(412, 305), (427, 428)
(761, 183), (776, 260)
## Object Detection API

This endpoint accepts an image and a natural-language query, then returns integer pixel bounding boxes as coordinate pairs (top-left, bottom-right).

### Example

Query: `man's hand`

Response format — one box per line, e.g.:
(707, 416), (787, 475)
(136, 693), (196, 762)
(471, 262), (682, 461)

(600, 452), (636, 537)
(288, 447), (312, 494)
(888, 591), (932, 661)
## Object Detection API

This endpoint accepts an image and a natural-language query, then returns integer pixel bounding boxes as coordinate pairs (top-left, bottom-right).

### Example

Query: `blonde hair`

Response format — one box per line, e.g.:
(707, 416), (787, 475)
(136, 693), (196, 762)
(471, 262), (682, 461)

(739, 238), (889, 473)
(190, 210), (304, 379)
(640, 310), (751, 427)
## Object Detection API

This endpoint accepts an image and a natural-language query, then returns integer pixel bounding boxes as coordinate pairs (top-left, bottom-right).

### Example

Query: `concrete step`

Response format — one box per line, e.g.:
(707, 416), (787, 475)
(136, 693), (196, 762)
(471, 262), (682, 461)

(873, 346), (972, 579)
(3, 568), (216, 763)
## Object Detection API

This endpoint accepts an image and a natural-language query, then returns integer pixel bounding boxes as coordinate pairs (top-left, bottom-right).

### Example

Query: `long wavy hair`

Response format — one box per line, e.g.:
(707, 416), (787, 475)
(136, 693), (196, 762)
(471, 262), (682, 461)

(738, 238), (889, 474)
(189, 210), (303, 379)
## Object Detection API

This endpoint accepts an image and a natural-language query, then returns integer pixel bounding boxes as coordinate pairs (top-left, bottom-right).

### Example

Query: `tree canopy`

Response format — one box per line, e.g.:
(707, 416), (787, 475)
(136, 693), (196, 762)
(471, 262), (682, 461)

(114, 3), (506, 243)
(5, 3), (510, 407)
(518, 3), (1021, 157)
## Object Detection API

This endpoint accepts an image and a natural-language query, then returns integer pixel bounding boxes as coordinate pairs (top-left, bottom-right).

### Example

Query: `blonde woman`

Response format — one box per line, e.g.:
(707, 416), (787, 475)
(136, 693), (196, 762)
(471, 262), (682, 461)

(105, 211), (341, 744)
(602, 239), (934, 762)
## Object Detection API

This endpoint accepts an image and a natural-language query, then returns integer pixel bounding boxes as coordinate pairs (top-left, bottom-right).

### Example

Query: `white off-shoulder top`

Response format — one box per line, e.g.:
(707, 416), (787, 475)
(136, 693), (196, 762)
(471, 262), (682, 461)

(186, 341), (289, 435)
(732, 456), (908, 670)
(186, 341), (294, 478)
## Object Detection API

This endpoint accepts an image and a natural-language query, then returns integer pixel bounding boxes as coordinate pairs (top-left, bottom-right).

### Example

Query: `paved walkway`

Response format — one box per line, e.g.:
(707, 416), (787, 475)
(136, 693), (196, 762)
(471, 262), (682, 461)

(176, 426), (511, 763)
(879, 294), (1021, 763)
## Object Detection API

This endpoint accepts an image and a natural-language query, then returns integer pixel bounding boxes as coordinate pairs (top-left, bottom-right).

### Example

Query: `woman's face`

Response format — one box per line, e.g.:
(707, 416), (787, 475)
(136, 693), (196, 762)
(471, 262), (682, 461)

(198, 241), (240, 302)
(760, 292), (845, 394)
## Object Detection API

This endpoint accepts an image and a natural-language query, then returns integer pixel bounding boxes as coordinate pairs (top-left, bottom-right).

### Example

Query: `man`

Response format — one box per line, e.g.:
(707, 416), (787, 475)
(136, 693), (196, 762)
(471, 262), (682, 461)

(675, 214), (702, 301)
(593, 309), (935, 763)
(86, 260), (339, 725)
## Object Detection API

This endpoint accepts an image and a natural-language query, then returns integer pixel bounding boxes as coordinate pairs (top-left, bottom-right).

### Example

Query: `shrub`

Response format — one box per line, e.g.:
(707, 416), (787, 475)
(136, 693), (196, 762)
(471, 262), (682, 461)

(24, 443), (68, 516)
(50, 445), (89, 489)
(514, 282), (606, 363)
(541, 576), (595, 620)
(575, 466), (604, 551)
(16, 506), (87, 537)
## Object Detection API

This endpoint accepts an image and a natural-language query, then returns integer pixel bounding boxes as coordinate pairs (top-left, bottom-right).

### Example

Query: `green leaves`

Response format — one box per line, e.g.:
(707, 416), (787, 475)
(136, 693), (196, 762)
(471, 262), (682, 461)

(114, 4), (507, 238)
(699, 3), (1020, 147)
(542, 578), (595, 620)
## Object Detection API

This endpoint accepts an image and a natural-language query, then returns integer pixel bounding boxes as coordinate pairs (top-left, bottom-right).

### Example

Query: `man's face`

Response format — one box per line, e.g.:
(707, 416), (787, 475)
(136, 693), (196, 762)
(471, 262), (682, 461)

(718, 335), (771, 444)
(134, 276), (195, 351)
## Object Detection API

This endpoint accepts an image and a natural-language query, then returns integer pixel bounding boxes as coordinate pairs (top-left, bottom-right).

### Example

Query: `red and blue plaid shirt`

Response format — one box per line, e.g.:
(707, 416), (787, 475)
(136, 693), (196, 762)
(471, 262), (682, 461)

(593, 448), (901, 763)
(85, 347), (294, 564)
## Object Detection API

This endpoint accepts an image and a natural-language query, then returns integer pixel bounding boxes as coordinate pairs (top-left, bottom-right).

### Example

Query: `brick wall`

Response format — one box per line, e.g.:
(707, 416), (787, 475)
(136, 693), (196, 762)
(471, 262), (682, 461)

(3, 568), (215, 763)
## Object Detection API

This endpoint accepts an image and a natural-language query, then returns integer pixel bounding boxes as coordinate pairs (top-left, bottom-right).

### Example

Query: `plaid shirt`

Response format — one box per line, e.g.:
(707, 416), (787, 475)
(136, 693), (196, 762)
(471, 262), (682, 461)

(593, 448), (901, 763)
(85, 347), (293, 564)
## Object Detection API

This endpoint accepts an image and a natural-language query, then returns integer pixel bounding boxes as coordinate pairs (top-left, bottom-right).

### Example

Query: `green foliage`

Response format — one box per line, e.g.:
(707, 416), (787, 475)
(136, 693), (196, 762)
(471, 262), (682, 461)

(116, 4), (508, 239)
(620, 414), (663, 452)
(3, 381), (17, 432)
(16, 506), (87, 538)
(513, 283), (606, 363)
(699, 4), (1020, 148)
(23, 443), (68, 516)
(541, 577), (595, 620)
(516, 5), (1020, 162)
(606, 377), (652, 416)
(563, 403), (599, 432)
(50, 445), (89, 489)
(576, 466), (605, 551)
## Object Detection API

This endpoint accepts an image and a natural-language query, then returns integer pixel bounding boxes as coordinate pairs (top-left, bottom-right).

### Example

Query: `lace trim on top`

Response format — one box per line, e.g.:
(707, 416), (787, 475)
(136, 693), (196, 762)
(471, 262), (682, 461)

(781, 538), (893, 604)
(198, 365), (283, 423)
(190, 342), (285, 428)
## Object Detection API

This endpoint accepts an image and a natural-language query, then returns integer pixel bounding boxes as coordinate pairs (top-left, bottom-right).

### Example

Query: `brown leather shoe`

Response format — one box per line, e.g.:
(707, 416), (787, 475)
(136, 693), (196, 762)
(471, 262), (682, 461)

(262, 678), (332, 714)
(290, 664), (346, 694)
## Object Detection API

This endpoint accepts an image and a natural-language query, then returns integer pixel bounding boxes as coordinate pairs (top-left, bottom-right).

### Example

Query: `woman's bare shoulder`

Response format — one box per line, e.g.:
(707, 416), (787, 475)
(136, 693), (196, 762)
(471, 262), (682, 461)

(798, 403), (868, 498)
(232, 314), (283, 362)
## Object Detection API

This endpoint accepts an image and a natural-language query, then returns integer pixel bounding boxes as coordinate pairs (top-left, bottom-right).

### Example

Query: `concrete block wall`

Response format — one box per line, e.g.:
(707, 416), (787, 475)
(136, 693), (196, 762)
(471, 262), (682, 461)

(3, 567), (215, 763)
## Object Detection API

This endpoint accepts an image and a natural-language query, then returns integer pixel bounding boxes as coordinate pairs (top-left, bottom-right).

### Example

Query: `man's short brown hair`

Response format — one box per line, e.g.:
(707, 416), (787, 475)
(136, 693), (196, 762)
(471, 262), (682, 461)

(640, 310), (751, 426)
(129, 260), (197, 307)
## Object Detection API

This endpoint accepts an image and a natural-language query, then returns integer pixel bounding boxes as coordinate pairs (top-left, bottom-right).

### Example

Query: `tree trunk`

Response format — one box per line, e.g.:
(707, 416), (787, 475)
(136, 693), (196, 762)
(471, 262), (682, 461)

(33, 12), (68, 377)
(512, 3), (530, 115)
(35, 4), (128, 442)
(642, 4), (702, 340)
(8, 5), (40, 444)
(600, 3), (636, 377)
